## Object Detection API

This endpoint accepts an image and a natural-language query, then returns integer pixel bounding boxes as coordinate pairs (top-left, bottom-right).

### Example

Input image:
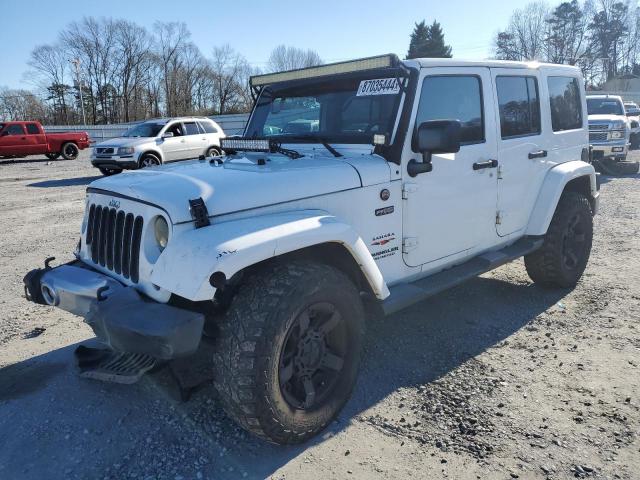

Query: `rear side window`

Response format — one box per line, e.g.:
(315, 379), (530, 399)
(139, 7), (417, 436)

(548, 76), (583, 131)
(416, 75), (484, 145)
(26, 123), (40, 134)
(6, 124), (25, 135)
(496, 76), (540, 139)
(198, 121), (218, 134)
(184, 122), (200, 135)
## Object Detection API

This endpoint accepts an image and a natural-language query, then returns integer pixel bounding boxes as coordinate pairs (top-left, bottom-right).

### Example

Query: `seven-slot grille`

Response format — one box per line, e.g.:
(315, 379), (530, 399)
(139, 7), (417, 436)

(589, 131), (608, 142)
(85, 204), (143, 283)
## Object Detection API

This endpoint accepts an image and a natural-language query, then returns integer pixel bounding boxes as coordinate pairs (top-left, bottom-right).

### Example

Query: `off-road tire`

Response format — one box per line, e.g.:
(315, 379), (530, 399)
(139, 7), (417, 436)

(45, 153), (60, 160)
(139, 153), (161, 168)
(213, 261), (365, 444)
(525, 191), (593, 288)
(98, 167), (122, 176)
(60, 142), (79, 160)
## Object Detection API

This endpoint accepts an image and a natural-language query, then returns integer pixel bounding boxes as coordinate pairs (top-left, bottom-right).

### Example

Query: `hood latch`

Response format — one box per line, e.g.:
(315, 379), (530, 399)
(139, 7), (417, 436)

(189, 198), (211, 228)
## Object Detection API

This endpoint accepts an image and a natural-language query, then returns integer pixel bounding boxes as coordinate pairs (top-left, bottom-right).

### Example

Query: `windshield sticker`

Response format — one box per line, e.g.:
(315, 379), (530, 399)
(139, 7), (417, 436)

(356, 78), (400, 96)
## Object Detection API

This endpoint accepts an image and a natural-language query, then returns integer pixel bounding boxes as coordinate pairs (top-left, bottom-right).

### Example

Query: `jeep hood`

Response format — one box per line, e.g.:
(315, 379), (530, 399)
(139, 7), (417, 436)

(88, 151), (390, 223)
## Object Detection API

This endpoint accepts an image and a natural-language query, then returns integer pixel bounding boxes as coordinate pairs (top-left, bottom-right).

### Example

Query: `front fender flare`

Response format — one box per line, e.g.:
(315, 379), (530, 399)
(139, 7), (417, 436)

(150, 210), (390, 301)
(526, 160), (597, 236)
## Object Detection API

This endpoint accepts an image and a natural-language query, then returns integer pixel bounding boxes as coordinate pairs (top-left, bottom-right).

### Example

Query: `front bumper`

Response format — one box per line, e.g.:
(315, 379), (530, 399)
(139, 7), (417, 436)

(24, 261), (204, 360)
(91, 156), (138, 169)
(590, 140), (628, 159)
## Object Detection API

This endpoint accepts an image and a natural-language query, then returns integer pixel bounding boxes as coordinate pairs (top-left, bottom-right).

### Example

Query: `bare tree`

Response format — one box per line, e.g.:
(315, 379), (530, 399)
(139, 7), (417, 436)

(267, 45), (323, 72)
(494, 2), (550, 61)
(211, 44), (252, 114)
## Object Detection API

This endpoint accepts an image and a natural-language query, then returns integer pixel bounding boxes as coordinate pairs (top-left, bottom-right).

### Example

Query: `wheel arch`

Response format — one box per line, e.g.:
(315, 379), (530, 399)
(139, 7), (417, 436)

(138, 149), (164, 166)
(150, 210), (389, 302)
(526, 160), (598, 236)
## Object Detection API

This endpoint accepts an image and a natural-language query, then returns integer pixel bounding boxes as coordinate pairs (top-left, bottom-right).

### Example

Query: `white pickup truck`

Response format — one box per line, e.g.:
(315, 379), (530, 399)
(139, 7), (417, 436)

(587, 94), (639, 175)
(25, 55), (599, 445)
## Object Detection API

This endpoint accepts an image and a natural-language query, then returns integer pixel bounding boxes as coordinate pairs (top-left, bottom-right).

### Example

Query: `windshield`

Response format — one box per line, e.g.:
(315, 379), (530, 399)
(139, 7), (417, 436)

(587, 98), (624, 116)
(245, 76), (403, 144)
(123, 122), (164, 138)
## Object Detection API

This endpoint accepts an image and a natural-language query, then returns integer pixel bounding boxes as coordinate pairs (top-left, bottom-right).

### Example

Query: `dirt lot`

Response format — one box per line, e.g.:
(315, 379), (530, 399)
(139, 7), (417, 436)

(0, 152), (638, 480)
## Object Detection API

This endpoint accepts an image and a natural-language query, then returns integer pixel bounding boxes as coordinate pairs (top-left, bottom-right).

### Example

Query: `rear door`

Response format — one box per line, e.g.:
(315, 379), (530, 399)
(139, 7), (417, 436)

(24, 123), (47, 155)
(402, 67), (499, 267)
(491, 68), (548, 236)
(182, 121), (206, 158)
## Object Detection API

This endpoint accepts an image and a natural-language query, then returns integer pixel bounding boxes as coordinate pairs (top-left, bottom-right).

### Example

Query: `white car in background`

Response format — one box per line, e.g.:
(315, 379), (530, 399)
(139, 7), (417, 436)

(91, 117), (225, 176)
(623, 101), (640, 148)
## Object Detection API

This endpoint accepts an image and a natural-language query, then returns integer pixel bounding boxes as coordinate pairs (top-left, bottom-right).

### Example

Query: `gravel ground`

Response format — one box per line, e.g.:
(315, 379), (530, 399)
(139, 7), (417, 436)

(0, 152), (638, 480)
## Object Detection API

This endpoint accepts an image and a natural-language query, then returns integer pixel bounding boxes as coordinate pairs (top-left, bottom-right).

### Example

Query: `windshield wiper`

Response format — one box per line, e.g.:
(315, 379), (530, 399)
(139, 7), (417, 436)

(275, 135), (343, 158)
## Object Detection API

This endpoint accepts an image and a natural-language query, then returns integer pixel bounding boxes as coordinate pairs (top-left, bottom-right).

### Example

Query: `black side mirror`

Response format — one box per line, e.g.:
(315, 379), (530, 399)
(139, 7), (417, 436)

(408, 120), (461, 177)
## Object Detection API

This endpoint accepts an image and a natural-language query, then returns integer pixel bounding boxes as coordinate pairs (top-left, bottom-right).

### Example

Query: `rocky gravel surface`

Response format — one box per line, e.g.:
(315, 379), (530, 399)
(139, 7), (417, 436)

(0, 152), (638, 479)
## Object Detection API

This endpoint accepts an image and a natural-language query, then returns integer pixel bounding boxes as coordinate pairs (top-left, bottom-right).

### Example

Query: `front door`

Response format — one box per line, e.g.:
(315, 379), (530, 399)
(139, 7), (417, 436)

(491, 69), (547, 236)
(0, 124), (28, 156)
(402, 67), (499, 267)
(161, 122), (188, 161)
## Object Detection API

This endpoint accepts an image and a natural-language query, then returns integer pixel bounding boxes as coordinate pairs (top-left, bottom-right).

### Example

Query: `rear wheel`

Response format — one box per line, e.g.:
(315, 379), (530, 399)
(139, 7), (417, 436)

(45, 153), (60, 160)
(98, 167), (122, 176)
(213, 262), (365, 444)
(139, 153), (161, 168)
(206, 146), (221, 157)
(61, 142), (79, 160)
(525, 192), (593, 288)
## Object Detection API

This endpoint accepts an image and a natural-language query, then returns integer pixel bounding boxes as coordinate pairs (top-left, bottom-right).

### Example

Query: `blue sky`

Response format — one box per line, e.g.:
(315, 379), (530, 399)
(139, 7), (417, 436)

(0, 0), (534, 90)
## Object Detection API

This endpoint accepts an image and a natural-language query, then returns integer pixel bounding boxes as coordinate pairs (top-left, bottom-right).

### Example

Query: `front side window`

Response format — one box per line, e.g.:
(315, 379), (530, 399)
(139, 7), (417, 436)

(184, 122), (200, 135)
(548, 76), (583, 131)
(496, 76), (540, 139)
(6, 124), (25, 135)
(245, 75), (403, 144)
(415, 76), (484, 145)
(165, 123), (184, 137)
(26, 123), (40, 134)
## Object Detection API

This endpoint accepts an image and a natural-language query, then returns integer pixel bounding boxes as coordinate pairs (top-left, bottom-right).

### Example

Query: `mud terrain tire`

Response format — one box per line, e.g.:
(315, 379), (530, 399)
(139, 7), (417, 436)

(213, 261), (365, 444)
(525, 191), (593, 288)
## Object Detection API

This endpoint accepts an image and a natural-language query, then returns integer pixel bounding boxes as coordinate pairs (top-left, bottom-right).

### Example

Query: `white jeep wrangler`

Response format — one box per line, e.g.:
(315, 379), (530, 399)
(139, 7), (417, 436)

(25, 55), (599, 445)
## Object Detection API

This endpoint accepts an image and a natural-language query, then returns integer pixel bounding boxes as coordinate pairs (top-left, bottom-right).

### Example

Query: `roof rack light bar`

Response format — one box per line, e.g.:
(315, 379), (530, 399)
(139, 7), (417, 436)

(250, 54), (400, 87)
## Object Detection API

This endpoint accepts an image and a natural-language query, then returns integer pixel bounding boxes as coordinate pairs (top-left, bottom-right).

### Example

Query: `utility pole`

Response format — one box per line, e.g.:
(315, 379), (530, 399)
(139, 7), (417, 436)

(70, 58), (87, 125)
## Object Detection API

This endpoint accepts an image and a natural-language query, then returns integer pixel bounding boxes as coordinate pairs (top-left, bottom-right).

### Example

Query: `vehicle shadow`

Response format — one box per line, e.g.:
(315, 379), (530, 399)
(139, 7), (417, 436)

(0, 275), (566, 479)
(27, 176), (102, 188)
(0, 157), (74, 166)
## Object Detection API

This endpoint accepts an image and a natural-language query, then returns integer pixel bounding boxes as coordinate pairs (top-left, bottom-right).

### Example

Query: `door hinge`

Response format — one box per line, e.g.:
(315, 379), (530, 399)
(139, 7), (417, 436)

(497, 165), (503, 179)
(402, 237), (419, 253)
(402, 182), (418, 199)
(495, 211), (503, 225)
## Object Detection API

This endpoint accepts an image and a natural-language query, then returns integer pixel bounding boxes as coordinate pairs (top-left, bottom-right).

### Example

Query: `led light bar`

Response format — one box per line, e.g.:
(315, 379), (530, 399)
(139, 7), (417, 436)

(250, 54), (400, 87)
(220, 138), (270, 152)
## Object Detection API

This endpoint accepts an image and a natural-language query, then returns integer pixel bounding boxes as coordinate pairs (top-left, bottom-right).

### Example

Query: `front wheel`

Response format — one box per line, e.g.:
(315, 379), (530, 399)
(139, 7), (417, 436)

(213, 262), (365, 444)
(61, 142), (79, 160)
(525, 191), (593, 288)
(139, 153), (161, 168)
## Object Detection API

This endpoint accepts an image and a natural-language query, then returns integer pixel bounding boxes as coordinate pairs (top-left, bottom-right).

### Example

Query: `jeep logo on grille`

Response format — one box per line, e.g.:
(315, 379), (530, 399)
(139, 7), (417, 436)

(108, 199), (120, 209)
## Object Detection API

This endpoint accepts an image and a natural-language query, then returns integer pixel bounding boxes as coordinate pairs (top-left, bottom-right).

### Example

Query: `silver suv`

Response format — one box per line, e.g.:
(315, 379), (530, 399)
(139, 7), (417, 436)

(91, 117), (225, 176)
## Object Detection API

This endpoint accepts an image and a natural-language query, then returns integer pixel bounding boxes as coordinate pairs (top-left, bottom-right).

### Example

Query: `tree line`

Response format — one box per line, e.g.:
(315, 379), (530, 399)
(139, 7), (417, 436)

(0, 17), (323, 125)
(494, 0), (640, 86)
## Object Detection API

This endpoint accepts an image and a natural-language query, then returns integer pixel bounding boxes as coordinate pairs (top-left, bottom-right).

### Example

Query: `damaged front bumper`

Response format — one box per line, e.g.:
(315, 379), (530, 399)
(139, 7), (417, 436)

(24, 260), (204, 360)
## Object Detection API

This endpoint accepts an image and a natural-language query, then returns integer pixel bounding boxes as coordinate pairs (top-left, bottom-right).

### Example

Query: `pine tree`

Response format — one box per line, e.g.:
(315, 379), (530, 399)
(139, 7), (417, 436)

(406, 20), (452, 59)
(407, 21), (430, 59)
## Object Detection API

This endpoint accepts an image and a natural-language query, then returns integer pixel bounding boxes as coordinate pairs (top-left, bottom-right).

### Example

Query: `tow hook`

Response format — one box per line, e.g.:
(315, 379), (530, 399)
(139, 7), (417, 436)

(23, 256), (56, 304)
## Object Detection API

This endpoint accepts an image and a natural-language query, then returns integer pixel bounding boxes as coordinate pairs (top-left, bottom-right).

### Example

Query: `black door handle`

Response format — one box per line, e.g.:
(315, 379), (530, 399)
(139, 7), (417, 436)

(528, 150), (547, 159)
(472, 159), (498, 170)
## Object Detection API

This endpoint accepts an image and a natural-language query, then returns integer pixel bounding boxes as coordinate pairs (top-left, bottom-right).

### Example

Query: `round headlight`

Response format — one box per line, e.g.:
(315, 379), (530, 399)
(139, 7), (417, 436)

(154, 216), (169, 250)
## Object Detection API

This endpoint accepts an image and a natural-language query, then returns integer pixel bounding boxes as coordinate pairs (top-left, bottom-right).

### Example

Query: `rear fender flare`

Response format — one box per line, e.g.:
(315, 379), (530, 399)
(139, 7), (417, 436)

(526, 160), (597, 236)
(150, 210), (389, 301)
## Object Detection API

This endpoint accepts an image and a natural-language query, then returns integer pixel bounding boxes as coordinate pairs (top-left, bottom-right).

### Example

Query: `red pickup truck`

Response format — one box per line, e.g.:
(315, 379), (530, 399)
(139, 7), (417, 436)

(0, 121), (90, 160)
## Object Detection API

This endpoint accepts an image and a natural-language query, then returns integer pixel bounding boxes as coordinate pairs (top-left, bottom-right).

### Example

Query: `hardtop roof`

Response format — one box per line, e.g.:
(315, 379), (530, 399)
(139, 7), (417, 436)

(407, 57), (582, 74)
